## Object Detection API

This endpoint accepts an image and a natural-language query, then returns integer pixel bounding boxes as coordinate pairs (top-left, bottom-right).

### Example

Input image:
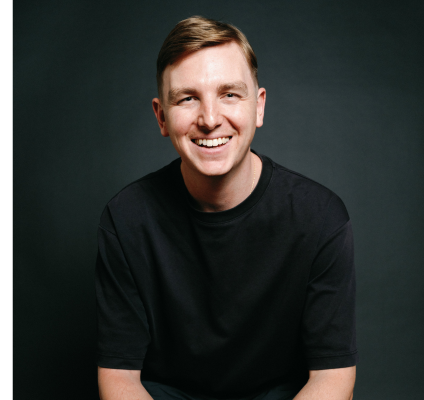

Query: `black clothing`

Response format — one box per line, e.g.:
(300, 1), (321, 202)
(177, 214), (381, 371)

(141, 380), (300, 400)
(95, 152), (358, 399)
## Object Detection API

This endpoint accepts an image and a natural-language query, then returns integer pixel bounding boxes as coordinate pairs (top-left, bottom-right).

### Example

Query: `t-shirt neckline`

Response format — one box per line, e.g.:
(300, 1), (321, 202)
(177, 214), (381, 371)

(173, 150), (274, 224)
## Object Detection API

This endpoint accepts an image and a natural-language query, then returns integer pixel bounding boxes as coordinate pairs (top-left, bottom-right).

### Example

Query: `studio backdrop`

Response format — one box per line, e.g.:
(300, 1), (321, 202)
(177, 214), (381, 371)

(14, 1), (424, 399)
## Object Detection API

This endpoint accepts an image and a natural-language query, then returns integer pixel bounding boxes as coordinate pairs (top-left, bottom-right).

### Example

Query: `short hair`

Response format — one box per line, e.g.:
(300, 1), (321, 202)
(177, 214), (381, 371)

(156, 16), (258, 100)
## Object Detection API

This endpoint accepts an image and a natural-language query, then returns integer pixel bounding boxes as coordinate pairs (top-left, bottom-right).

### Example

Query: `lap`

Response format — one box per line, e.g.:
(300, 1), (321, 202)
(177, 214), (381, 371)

(141, 381), (300, 400)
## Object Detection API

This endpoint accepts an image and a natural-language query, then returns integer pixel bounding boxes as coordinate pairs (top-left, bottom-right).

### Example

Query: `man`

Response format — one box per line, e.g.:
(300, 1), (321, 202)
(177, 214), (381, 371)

(96, 16), (358, 400)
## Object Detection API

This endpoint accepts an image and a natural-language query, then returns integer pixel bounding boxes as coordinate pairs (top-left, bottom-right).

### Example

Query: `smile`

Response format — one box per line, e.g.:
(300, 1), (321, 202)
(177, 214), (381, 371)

(192, 137), (232, 147)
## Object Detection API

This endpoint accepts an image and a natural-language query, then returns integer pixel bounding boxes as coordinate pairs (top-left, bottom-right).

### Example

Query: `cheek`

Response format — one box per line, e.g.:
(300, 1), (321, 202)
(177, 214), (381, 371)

(224, 104), (256, 130)
(167, 109), (194, 136)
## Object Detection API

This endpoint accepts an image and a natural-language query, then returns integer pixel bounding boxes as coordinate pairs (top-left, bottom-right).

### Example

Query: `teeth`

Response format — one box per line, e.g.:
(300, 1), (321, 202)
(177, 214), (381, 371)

(194, 137), (231, 147)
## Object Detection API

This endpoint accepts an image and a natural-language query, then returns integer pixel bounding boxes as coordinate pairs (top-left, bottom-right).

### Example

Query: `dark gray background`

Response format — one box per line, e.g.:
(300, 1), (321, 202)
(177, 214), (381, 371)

(14, 0), (424, 399)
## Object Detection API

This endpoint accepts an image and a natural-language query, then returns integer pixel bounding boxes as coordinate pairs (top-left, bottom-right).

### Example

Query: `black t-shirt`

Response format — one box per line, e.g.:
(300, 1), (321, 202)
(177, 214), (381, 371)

(95, 152), (358, 398)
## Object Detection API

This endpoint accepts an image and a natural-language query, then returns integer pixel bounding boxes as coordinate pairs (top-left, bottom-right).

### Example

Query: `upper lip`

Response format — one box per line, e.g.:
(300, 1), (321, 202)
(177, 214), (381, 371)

(191, 136), (232, 140)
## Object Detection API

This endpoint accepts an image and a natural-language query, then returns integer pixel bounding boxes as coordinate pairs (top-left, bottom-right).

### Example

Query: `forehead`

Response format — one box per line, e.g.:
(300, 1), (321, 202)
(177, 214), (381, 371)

(162, 42), (254, 93)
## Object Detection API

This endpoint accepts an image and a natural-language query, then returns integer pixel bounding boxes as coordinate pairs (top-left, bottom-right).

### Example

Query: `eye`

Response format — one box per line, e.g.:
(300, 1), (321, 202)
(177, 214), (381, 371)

(177, 96), (194, 104)
(226, 93), (234, 98)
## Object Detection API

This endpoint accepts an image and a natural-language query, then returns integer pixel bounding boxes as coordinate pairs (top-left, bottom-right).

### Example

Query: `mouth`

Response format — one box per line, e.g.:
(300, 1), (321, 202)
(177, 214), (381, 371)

(191, 136), (232, 148)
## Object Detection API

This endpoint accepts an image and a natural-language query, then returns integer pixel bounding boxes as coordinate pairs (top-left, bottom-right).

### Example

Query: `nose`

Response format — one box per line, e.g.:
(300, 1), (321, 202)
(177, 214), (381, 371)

(197, 97), (222, 132)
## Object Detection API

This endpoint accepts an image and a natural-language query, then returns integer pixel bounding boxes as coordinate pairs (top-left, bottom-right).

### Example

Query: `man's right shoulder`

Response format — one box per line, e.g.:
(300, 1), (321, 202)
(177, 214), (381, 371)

(98, 158), (182, 231)
(110, 158), (180, 203)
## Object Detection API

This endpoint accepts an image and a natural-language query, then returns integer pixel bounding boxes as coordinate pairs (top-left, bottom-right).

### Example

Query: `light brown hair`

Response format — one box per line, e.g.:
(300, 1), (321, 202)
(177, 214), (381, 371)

(156, 16), (258, 100)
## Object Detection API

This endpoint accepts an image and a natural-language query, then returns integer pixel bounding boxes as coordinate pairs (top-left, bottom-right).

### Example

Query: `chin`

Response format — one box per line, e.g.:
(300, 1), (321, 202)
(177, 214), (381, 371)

(193, 160), (231, 177)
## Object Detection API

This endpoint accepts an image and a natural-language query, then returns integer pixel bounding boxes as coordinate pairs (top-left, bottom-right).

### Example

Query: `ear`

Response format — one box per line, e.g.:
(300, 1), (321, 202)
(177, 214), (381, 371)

(255, 87), (266, 128)
(152, 98), (169, 137)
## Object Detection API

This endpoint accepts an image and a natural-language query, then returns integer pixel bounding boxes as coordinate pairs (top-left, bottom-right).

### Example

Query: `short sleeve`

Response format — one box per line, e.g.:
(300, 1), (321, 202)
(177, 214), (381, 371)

(301, 195), (358, 370)
(95, 207), (151, 369)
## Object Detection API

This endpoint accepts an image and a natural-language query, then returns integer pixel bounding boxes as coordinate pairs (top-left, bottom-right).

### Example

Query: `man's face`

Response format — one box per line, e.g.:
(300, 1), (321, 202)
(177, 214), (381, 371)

(153, 42), (266, 178)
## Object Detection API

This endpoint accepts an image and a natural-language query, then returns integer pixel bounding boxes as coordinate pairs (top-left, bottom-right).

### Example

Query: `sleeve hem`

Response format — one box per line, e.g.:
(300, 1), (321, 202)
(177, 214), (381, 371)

(306, 351), (359, 370)
(97, 353), (145, 370)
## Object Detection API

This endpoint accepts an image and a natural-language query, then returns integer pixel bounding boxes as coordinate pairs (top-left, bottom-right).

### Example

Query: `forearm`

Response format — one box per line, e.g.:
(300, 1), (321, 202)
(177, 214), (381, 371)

(98, 367), (154, 400)
(293, 366), (356, 400)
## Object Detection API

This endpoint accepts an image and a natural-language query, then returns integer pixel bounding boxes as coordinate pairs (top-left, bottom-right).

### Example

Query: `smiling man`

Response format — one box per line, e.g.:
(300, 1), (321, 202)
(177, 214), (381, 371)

(96, 16), (358, 400)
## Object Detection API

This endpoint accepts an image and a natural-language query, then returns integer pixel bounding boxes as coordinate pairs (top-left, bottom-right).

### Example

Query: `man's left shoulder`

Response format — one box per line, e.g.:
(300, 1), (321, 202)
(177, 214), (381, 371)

(264, 155), (350, 225)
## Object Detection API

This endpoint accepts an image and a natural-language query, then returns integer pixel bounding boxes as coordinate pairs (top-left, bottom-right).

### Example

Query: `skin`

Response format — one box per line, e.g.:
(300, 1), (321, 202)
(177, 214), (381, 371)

(293, 367), (356, 400)
(98, 368), (151, 400)
(98, 41), (356, 399)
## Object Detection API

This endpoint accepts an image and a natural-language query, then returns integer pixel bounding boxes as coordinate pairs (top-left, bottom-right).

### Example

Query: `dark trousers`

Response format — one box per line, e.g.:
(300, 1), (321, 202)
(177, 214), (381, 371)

(142, 381), (301, 400)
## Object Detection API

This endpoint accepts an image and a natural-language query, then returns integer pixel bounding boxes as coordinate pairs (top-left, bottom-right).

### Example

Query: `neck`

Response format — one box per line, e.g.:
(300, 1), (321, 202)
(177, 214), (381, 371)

(181, 151), (262, 212)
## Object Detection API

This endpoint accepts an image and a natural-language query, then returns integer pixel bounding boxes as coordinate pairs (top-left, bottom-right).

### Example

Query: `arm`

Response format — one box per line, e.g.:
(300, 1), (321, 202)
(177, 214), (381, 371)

(98, 367), (154, 400)
(293, 366), (356, 400)
(300, 198), (358, 396)
(95, 218), (151, 394)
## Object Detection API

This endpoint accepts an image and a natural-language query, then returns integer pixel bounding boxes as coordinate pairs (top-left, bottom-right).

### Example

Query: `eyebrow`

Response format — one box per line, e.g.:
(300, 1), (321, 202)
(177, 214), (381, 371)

(217, 81), (248, 96)
(167, 87), (198, 104)
(167, 81), (249, 104)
